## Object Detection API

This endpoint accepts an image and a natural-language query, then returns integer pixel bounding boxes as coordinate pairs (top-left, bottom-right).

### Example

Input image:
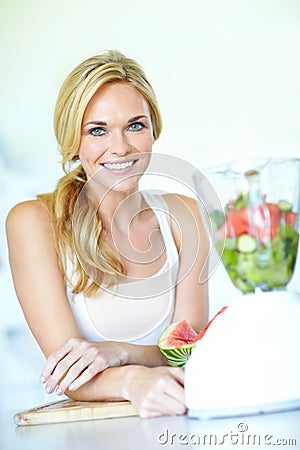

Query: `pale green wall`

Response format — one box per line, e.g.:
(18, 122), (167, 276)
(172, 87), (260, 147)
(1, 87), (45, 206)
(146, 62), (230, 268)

(1, 0), (300, 190)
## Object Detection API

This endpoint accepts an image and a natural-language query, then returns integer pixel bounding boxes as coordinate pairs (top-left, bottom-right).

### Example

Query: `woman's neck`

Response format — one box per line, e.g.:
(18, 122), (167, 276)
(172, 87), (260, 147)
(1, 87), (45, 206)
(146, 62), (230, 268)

(96, 188), (147, 233)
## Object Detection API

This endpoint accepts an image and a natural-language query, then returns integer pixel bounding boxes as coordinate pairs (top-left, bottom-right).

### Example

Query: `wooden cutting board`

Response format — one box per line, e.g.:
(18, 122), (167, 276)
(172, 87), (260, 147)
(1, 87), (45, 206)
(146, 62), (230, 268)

(14, 399), (138, 426)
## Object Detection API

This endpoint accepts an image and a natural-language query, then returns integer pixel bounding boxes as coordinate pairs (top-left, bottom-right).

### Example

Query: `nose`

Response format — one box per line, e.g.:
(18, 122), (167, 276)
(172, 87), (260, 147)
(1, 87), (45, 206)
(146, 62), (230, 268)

(109, 131), (130, 157)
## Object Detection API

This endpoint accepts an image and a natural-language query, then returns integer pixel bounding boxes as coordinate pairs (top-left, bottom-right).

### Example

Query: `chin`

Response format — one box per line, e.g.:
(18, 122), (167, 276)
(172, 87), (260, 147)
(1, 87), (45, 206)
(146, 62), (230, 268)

(107, 176), (142, 194)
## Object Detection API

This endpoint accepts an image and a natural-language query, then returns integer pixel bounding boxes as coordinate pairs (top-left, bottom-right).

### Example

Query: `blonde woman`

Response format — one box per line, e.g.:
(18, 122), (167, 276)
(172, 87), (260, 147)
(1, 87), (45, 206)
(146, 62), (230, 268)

(6, 50), (209, 418)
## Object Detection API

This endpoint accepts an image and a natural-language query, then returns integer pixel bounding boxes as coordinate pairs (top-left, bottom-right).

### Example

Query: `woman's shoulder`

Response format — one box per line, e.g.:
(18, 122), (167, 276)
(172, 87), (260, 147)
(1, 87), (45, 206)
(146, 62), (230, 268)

(6, 199), (52, 233)
(162, 193), (200, 216)
(162, 193), (205, 243)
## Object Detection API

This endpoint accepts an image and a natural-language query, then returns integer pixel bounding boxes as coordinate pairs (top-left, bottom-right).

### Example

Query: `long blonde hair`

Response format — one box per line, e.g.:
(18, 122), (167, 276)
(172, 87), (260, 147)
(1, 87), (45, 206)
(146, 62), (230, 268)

(38, 50), (162, 296)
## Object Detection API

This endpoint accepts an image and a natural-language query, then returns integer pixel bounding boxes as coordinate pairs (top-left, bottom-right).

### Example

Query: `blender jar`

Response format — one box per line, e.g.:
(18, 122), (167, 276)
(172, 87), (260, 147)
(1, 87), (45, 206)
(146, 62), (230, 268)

(205, 158), (300, 293)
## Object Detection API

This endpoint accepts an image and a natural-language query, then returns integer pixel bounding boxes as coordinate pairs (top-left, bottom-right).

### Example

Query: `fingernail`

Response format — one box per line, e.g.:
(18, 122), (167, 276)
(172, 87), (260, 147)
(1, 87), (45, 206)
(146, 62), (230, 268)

(68, 384), (75, 391)
(56, 387), (63, 396)
(46, 386), (53, 394)
(40, 376), (46, 384)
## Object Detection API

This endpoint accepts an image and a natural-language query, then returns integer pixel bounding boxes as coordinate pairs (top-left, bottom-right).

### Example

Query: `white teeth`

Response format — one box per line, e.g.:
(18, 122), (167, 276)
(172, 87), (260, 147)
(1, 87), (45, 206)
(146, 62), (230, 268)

(103, 160), (134, 170)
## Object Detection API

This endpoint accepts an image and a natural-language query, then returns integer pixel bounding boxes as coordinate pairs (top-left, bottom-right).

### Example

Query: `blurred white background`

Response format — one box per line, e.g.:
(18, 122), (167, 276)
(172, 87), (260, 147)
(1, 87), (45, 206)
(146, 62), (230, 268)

(1, 0), (300, 414)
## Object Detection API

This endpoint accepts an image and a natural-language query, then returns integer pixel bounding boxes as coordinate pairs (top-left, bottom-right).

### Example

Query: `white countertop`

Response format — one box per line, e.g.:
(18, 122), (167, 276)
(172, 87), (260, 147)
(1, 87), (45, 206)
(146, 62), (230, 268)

(1, 407), (300, 450)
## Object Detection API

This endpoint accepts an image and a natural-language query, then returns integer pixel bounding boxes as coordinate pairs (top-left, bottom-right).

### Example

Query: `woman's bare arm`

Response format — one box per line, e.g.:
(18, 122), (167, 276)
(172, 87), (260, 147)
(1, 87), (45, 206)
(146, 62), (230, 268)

(6, 200), (82, 354)
(165, 194), (209, 333)
(65, 364), (186, 418)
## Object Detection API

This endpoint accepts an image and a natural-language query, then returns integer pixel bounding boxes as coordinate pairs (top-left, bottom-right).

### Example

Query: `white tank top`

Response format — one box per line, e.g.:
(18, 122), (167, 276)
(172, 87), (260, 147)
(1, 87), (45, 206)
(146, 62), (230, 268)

(66, 191), (179, 345)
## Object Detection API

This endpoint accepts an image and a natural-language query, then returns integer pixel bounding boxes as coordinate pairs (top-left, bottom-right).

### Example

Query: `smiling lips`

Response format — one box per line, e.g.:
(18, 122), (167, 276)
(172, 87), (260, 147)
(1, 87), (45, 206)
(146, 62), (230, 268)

(101, 159), (137, 171)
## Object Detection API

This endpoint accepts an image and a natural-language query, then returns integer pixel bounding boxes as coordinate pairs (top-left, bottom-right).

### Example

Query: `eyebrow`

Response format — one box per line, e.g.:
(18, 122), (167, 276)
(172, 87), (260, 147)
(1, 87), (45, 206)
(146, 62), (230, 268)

(83, 115), (148, 127)
(83, 120), (107, 127)
(128, 115), (148, 123)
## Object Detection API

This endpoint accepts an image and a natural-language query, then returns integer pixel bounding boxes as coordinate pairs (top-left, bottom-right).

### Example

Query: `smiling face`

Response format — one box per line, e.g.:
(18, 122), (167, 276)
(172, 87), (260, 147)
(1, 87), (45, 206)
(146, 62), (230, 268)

(78, 82), (154, 194)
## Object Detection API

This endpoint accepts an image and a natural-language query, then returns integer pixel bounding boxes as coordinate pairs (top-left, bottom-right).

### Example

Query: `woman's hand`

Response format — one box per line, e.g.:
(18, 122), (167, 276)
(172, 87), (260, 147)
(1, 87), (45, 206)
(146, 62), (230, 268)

(123, 366), (186, 418)
(40, 338), (129, 395)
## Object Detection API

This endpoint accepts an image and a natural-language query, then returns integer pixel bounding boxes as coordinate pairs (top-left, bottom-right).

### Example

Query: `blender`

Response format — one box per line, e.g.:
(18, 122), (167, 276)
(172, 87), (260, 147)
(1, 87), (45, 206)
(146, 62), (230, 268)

(185, 157), (300, 419)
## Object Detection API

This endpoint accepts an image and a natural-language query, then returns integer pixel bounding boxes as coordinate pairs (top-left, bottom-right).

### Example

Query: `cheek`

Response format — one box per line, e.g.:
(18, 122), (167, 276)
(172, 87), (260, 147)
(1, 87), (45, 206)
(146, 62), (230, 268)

(78, 138), (103, 160)
(133, 134), (154, 152)
(77, 142), (98, 177)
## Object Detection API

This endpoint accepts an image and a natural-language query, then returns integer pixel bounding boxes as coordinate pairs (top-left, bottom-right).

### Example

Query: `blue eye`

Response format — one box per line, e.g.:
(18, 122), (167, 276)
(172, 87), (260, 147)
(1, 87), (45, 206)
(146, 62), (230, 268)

(129, 122), (144, 131)
(90, 127), (105, 136)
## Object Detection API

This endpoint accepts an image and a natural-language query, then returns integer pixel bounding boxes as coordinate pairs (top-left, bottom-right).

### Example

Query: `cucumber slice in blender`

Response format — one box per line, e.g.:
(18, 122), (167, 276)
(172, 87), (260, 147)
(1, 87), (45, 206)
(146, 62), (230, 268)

(278, 200), (293, 212)
(236, 234), (257, 253)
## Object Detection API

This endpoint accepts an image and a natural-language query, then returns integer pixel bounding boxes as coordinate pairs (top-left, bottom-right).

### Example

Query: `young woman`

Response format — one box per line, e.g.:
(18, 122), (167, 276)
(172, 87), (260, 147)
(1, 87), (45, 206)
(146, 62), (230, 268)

(6, 50), (209, 418)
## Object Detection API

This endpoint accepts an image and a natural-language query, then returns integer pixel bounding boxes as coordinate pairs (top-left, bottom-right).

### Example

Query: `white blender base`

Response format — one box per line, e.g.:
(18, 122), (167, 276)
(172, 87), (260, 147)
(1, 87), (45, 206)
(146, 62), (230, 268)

(188, 399), (300, 420)
(185, 291), (300, 420)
